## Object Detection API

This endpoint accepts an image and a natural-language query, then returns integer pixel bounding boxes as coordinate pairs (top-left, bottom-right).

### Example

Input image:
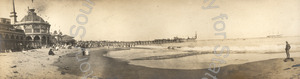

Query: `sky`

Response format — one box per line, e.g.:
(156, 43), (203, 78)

(0, 0), (299, 41)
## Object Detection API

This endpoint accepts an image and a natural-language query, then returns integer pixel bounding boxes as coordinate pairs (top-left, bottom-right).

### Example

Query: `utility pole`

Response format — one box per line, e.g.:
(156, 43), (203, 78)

(10, 0), (17, 24)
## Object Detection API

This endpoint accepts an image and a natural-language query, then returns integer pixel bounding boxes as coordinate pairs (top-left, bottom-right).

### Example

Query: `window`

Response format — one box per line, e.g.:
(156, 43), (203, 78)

(41, 26), (47, 29)
(25, 29), (32, 33)
(41, 29), (47, 33)
(34, 29), (40, 33)
(25, 25), (32, 29)
(33, 25), (40, 29)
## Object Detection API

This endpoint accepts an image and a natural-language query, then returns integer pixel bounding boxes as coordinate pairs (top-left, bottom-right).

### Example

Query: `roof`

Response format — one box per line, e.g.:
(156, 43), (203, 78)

(20, 9), (45, 22)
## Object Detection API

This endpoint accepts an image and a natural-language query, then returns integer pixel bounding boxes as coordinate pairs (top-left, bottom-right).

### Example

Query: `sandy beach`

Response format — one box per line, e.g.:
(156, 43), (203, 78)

(106, 47), (300, 70)
(0, 47), (299, 79)
(104, 47), (300, 79)
(0, 48), (81, 79)
(104, 36), (300, 79)
(0, 37), (300, 79)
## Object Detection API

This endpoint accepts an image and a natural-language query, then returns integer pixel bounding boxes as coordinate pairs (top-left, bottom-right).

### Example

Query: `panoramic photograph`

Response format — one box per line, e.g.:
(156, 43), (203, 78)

(0, 0), (300, 79)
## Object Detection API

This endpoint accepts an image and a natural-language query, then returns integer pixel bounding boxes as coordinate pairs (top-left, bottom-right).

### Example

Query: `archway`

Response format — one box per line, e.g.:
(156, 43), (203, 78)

(34, 36), (40, 41)
(41, 36), (47, 46)
(33, 36), (41, 48)
(26, 36), (32, 41)
(5, 34), (9, 39)
(25, 36), (33, 49)
(16, 36), (19, 40)
(0, 34), (2, 39)
(11, 35), (14, 39)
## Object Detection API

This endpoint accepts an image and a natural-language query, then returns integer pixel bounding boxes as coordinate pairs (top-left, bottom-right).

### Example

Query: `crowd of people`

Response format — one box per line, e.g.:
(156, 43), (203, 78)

(75, 41), (140, 48)
(74, 39), (183, 48)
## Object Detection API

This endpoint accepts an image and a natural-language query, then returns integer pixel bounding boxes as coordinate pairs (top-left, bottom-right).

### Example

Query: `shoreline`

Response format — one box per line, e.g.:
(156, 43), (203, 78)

(103, 47), (300, 79)
(0, 47), (299, 79)
(105, 46), (300, 70)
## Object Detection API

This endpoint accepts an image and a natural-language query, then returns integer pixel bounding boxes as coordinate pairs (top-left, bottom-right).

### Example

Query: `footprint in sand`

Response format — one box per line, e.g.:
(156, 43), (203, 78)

(284, 68), (291, 70)
(292, 64), (300, 67)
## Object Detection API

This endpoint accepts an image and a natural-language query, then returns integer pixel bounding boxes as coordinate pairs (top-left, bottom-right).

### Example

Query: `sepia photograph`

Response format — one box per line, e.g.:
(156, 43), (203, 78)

(0, 0), (300, 79)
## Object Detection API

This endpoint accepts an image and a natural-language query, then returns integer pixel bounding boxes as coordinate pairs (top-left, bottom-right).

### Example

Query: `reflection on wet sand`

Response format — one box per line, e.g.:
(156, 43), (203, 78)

(54, 48), (300, 79)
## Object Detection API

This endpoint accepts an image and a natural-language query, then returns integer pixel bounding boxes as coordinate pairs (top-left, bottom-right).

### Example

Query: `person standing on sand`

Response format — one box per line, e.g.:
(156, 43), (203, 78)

(82, 48), (86, 56)
(285, 41), (291, 58)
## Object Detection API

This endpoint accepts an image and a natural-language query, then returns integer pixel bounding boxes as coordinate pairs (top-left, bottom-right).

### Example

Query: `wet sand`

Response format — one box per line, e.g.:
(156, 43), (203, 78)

(0, 47), (299, 79)
(56, 48), (300, 79)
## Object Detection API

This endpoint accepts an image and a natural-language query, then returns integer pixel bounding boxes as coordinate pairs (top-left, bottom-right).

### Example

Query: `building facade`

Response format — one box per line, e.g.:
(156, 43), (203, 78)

(13, 9), (51, 48)
(0, 18), (26, 52)
(50, 30), (62, 46)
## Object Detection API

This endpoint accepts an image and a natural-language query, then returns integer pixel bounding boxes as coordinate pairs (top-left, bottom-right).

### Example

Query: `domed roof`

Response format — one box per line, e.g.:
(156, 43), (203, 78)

(20, 9), (45, 22)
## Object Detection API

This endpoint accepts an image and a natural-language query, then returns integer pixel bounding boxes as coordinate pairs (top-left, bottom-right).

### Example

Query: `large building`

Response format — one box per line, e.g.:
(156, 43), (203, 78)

(0, 0), (75, 52)
(13, 9), (51, 48)
(0, 18), (26, 52)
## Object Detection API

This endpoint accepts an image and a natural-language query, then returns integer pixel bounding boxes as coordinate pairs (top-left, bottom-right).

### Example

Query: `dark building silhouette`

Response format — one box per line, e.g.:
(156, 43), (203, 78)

(0, 18), (26, 52)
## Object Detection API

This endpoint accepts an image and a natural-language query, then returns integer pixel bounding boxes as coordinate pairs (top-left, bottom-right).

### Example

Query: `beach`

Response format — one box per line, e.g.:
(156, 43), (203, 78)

(0, 37), (300, 79)
(104, 36), (300, 79)
(0, 48), (81, 79)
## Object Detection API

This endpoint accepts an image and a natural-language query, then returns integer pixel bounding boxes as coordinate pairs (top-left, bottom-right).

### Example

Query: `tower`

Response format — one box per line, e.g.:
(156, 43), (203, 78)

(9, 0), (17, 24)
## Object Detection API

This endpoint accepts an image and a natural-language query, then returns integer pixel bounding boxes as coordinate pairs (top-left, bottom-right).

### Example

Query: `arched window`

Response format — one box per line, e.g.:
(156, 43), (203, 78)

(34, 36), (40, 41)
